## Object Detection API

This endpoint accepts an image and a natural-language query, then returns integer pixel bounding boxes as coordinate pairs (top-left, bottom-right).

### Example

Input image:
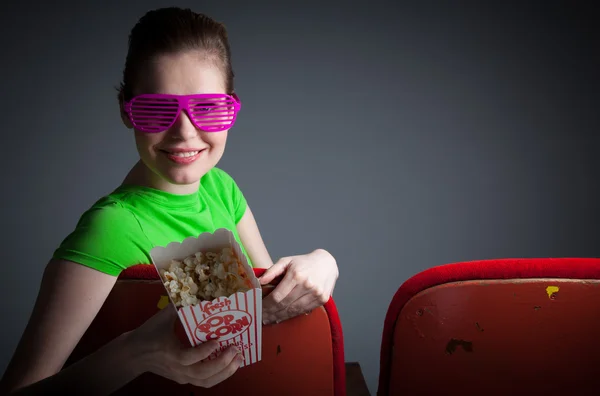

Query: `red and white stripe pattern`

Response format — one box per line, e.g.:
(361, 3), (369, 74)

(177, 288), (262, 367)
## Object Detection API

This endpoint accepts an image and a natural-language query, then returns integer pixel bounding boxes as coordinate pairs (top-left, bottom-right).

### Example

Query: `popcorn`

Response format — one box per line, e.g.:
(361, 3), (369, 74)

(150, 228), (262, 366)
(159, 247), (253, 307)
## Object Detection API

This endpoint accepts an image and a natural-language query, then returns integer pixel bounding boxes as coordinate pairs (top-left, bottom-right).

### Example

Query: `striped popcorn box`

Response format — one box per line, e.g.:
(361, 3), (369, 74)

(150, 228), (262, 367)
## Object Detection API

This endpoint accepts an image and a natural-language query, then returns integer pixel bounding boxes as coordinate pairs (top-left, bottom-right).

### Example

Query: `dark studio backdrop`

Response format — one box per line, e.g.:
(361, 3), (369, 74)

(0, 1), (598, 393)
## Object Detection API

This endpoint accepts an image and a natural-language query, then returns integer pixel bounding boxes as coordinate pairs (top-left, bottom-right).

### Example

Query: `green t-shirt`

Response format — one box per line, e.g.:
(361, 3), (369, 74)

(53, 167), (251, 276)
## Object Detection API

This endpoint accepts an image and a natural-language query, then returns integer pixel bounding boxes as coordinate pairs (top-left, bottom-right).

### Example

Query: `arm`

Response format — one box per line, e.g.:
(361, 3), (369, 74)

(8, 331), (142, 396)
(234, 197), (338, 324)
(0, 259), (140, 394)
(236, 206), (274, 269)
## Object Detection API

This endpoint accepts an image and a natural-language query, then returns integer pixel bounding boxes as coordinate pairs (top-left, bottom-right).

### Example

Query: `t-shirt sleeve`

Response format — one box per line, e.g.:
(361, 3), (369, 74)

(52, 201), (152, 276)
(213, 168), (248, 223)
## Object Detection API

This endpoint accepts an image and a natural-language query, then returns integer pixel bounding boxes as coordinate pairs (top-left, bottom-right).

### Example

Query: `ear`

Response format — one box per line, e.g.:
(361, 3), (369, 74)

(118, 91), (134, 129)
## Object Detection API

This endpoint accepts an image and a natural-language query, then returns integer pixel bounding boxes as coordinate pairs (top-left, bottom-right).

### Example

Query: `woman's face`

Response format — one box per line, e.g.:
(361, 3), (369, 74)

(122, 51), (231, 193)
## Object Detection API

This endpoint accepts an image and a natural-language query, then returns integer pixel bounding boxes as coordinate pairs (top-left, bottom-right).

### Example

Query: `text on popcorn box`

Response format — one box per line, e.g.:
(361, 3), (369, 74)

(201, 299), (232, 315)
(208, 340), (255, 360)
(195, 310), (252, 342)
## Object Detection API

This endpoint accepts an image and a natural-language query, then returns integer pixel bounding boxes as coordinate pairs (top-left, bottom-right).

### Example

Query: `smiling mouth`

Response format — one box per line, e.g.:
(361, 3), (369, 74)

(160, 149), (206, 157)
(163, 150), (200, 157)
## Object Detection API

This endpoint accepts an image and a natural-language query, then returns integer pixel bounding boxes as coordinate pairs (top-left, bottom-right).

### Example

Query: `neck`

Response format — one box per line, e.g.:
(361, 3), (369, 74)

(122, 160), (200, 195)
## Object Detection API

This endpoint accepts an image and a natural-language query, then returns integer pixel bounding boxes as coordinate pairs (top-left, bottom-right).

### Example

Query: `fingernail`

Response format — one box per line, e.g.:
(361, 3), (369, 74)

(263, 319), (270, 325)
(233, 346), (240, 354)
(208, 340), (219, 348)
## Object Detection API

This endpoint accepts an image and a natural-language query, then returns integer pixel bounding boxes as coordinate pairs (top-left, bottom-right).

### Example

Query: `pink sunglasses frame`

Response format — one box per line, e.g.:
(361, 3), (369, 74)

(123, 93), (242, 133)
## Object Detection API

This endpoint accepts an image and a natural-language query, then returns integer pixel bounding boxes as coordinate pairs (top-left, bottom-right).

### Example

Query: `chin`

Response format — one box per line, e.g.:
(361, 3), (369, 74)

(140, 150), (222, 190)
(165, 162), (214, 183)
(165, 175), (201, 186)
(161, 169), (203, 185)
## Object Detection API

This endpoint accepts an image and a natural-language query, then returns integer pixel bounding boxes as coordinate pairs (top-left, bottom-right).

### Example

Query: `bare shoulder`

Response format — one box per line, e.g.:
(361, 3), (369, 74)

(0, 258), (117, 392)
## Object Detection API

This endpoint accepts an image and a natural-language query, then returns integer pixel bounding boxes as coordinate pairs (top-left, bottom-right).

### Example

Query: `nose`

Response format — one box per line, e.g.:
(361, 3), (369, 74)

(168, 109), (199, 140)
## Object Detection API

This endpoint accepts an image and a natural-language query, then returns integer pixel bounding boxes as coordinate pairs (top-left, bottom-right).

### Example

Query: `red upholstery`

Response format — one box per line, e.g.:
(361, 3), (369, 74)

(66, 265), (346, 396)
(377, 258), (600, 396)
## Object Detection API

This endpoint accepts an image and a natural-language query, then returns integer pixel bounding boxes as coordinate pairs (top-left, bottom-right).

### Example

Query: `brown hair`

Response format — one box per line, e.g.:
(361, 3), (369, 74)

(118, 7), (235, 101)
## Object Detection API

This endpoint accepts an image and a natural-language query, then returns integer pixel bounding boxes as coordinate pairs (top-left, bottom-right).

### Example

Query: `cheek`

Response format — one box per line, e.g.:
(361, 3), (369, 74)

(203, 131), (228, 150)
(134, 131), (162, 154)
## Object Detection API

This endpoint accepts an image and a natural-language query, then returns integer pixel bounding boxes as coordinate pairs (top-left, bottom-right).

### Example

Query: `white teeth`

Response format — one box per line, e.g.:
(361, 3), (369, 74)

(169, 151), (200, 157)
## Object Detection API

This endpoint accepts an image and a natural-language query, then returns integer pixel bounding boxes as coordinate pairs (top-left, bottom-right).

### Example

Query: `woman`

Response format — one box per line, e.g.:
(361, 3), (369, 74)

(0, 7), (339, 395)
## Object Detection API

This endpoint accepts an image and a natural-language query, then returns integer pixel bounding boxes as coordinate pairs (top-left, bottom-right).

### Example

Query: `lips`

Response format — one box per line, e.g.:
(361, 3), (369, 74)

(160, 148), (206, 165)
(163, 150), (200, 158)
(161, 147), (205, 153)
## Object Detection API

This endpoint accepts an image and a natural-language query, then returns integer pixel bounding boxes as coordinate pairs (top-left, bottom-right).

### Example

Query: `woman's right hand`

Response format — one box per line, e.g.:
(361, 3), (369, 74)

(127, 306), (244, 388)
(0, 259), (244, 395)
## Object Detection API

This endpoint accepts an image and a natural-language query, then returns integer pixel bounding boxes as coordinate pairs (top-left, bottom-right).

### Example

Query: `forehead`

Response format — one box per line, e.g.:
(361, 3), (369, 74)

(135, 50), (226, 96)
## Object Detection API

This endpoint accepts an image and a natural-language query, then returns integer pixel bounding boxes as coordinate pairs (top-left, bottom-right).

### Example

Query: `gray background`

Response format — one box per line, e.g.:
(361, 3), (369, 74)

(1, 1), (598, 394)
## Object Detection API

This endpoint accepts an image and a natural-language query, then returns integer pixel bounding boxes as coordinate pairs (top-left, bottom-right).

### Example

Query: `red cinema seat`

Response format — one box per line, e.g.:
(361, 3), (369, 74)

(377, 258), (600, 396)
(66, 265), (346, 396)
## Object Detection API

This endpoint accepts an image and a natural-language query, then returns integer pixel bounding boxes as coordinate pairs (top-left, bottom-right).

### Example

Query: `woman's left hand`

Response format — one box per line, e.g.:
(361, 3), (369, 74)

(259, 249), (339, 325)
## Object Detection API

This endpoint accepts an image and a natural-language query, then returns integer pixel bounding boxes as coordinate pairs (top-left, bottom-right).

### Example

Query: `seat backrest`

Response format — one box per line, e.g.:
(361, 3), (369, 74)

(377, 258), (600, 396)
(66, 266), (346, 396)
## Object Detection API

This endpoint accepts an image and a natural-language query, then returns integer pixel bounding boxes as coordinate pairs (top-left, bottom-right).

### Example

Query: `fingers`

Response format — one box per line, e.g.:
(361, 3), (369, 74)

(263, 275), (296, 314)
(264, 284), (305, 316)
(148, 304), (178, 325)
(288, 293), (323, 315)
(258, 257), (291, 284)
(176, 340), (221, 366)
(261, 283), (277, 298)
(183, 344), (240, 378)
(265, 293), (321, 324)
(181, 345), (244, 388)
(263, 262), (299, 311)
(192, 346), (245, 388)
(135, 305), (178, 340)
